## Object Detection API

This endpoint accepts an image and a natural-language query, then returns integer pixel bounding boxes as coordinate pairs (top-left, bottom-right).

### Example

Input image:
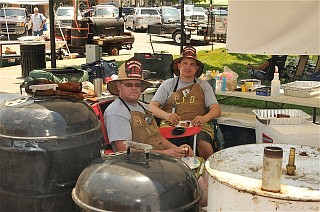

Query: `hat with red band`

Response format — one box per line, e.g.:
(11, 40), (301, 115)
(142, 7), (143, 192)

(107, 57), (152, 95)
(172, 46), (204, 78)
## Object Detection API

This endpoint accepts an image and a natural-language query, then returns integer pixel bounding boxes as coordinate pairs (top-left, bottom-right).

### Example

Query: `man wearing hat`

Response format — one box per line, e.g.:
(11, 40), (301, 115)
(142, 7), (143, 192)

(149, 46), (221, 160)
(104, 57), (193, 158)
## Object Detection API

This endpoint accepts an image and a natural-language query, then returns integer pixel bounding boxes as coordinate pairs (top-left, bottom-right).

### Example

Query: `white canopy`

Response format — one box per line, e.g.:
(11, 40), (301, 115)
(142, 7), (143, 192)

(0, 0), (48, 5)
(226, 0), (320, 55)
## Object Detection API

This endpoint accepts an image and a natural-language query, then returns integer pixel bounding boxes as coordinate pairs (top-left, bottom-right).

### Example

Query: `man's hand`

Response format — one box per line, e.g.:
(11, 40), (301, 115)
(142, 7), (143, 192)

(191, 115), (207, 127)
(161, 144), (193, 158)
(164, 112), (181, 125)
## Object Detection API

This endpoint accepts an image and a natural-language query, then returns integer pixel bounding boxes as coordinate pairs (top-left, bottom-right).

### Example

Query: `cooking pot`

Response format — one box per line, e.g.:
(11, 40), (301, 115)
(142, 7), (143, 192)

(0, 95), (103, 211)
(72, 142), (202, 211)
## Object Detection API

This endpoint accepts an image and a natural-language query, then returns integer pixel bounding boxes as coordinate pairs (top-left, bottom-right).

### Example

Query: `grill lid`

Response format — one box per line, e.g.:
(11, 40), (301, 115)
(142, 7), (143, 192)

(72, 151), (201, 211)
(0, 96), (100, 138)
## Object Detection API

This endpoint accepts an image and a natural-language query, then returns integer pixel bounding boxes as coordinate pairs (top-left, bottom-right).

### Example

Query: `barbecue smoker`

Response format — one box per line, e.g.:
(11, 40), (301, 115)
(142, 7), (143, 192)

(58, 5), (134, 56)
(0, 95), (103, 211)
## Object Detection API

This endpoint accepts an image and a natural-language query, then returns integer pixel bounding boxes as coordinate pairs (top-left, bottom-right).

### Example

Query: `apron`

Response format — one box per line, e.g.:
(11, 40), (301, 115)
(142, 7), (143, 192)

(120, 98), (165, 150)
(160, 78), (214, 139)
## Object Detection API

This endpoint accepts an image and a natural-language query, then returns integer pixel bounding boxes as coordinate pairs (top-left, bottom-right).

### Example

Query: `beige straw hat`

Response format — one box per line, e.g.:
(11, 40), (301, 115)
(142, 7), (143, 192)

(107, 57), (152, 95)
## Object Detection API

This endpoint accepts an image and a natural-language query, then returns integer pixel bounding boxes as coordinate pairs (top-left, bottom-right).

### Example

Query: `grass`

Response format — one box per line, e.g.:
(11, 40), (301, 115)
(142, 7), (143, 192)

(195, 48), (318, 116)
(197, 48), (269, 79)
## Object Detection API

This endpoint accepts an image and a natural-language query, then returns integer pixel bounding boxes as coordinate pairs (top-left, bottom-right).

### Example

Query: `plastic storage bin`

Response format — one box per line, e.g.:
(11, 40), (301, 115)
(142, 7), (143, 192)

(282, 81), (320, 97)
(255, 120), (320, 147)
(252, 109), (311, 125)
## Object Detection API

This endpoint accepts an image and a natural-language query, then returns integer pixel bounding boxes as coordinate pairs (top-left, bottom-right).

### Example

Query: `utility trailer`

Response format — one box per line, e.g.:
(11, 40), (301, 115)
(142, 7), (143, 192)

(147, 17), (226, 45)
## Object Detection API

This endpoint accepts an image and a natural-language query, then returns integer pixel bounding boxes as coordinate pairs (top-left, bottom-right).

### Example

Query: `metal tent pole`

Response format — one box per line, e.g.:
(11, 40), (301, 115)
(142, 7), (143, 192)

(49, 0), (56, 68)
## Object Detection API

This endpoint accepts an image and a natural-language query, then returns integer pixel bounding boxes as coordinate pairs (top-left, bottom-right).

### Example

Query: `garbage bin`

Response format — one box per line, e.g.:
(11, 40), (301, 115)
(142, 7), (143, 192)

(20, 43), (46, 77)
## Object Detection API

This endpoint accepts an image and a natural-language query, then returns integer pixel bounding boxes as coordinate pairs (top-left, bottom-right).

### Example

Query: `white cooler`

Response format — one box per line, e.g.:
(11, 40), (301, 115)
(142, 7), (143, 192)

(255, 120), (320, 147)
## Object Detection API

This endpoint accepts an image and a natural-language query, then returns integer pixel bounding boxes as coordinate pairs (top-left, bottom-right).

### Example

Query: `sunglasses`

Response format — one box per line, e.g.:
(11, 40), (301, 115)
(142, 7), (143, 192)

(122, 82), (143, 88)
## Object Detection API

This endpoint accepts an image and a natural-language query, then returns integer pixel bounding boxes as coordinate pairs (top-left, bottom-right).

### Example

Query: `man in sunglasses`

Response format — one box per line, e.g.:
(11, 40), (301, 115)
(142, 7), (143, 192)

(105, 57), (209, 207)
(104, 57), (193, 158)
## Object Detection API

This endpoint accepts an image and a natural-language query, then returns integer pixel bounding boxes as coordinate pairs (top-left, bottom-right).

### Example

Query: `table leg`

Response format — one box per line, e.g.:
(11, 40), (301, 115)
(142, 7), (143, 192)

(193, 134), (197, 157)
(313, 107), (318, 124)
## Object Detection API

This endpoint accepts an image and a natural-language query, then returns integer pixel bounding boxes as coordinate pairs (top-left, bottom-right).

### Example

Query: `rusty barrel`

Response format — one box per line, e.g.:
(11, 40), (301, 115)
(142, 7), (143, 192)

(71, 20), (88, 47)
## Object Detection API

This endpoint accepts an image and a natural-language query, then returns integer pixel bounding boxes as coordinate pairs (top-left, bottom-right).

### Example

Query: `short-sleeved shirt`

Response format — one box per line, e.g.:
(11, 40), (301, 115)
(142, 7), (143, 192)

(151, 76), (218, 110)
(104, 98), (149, 143)
(31, 13), (46, 31)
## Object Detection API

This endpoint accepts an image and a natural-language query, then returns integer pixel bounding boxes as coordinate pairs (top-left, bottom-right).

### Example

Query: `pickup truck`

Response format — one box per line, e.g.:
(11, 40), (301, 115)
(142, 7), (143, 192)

(0, 7), (28, 37)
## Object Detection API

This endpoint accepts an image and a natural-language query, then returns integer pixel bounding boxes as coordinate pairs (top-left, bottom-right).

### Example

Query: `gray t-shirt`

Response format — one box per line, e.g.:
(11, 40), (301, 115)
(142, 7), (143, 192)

(104, 98), (148, 143)
(151, 77), (218, 109)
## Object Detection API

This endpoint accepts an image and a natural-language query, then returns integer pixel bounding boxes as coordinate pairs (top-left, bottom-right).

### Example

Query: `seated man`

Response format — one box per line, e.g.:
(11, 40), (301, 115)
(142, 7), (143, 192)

(149, 46), (222, 160)
(247, 55), (287, 81)
(104, 57), (193, 158)
(104, 57), (209, 207)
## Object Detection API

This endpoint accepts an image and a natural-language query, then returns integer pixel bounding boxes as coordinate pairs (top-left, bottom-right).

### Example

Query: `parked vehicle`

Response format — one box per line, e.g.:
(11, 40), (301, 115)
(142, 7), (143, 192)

(55, 6), (82, 28)
(0, 7), (28, 37)
(122, 7), (134, 17)
(184, 5), (208, 24)
(55, 6), (83, 44)
(125, 7), (161, 32)
(157, 6), (180, 24)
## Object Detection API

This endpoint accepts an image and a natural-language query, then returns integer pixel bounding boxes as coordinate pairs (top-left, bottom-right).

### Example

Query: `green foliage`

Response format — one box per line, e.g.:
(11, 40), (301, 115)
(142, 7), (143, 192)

(175, 47), (270, 80)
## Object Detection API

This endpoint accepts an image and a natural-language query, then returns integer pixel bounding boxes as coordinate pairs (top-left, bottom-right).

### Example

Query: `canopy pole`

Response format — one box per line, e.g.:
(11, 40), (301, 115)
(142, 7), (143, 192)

(49, 0), (56, 68)
(180, 0), (185, 54)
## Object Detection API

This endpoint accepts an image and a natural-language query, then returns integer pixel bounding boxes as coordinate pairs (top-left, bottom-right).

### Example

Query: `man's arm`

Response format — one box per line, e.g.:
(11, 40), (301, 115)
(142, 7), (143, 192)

(191, 103), (221, 126)
(112, 140), (127, 151)
(112, 138), (193, 158)
(247, 60), (270, 70)
(149, 101), (181, 125)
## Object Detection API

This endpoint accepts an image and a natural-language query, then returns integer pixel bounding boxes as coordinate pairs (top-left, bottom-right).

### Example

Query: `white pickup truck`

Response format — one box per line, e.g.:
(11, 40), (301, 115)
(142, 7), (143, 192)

(0, 7), (28, 37)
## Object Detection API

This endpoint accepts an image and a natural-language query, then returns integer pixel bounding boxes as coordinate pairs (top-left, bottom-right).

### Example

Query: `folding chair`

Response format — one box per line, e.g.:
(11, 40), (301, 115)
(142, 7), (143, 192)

(91, 99), (114, 154)
(294, 55), (309, 78)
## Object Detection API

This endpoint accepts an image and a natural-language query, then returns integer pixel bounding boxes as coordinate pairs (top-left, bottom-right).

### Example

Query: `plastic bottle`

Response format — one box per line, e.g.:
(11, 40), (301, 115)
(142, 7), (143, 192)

(271, 66), (280, 96)
(221, 75), (227, 91)
(215, 71), (221, 91)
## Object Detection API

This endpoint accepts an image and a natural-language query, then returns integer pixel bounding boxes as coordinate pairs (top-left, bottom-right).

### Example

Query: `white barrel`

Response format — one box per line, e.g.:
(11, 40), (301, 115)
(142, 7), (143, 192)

(206, 144), (320, 211)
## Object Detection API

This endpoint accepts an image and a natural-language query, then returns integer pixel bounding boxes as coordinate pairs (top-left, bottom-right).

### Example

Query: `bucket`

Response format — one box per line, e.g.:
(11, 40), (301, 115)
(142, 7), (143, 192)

(71, 20), (88, 47)
(206, 143), (320, 211)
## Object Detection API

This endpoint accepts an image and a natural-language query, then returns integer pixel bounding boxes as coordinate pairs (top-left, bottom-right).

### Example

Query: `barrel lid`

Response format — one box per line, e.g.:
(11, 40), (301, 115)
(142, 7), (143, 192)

(206, 144), (320, 201)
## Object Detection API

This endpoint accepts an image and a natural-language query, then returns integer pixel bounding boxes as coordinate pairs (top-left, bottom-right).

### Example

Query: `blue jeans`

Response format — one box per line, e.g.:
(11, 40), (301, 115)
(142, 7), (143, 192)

(33, 29), (43, 36)
(248, 69), (266, 80)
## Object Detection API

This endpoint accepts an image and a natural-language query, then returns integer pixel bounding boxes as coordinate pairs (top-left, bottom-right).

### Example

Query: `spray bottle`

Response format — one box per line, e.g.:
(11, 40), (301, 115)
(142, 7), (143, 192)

(271, 66), (280, 96)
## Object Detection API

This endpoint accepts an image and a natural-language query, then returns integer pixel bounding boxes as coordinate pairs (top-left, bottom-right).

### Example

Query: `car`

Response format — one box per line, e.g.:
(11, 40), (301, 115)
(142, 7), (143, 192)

(93, 4), (119, 17)
(157, 6), (180, 24)
(55, 6), (82, 28)
(125, 7), (161, 32)
(184, 5), (208, 24)
(0, 7), (28, 36)
(122, 7), (134, 17)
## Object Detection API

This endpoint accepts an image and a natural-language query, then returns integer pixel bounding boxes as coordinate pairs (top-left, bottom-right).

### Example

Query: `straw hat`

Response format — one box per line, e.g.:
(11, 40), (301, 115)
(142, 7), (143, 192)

(172, 46), (204, 78)
(107, 57), (152, 95)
